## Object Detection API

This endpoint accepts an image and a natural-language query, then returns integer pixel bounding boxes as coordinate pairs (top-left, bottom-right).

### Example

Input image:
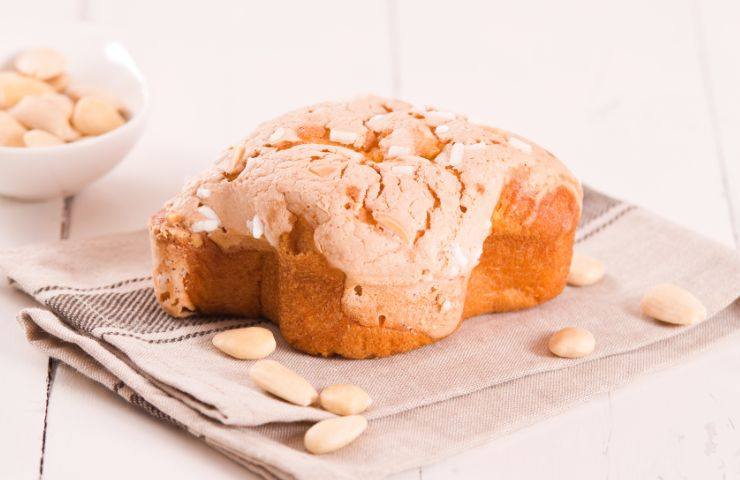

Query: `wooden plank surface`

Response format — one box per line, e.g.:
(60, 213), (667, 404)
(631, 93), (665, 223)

(0, 0), (737, 479)
(0, 3), (84, 478)
(0, 198), (63, 479)
(696, 0), (740, 245)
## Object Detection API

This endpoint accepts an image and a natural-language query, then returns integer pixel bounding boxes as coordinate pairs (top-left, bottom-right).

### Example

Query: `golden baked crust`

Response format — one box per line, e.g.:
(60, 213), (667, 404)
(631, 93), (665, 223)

(149, 96), (581, 358)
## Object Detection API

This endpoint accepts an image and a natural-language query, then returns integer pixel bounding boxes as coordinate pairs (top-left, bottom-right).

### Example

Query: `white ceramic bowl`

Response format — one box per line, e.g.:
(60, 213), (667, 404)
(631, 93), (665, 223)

(0, 21), (148, 201)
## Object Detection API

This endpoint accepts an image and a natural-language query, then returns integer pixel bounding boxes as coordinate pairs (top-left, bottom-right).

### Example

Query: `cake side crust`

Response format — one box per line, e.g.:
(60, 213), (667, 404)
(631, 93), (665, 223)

(149, 177), (579, 358)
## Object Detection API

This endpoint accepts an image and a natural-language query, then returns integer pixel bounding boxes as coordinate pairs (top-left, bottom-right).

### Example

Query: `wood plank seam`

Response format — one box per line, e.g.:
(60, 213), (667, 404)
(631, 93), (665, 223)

(691, 0), (739, 248)
(38, 195), (74, 478)
(37, 358), (57, 479)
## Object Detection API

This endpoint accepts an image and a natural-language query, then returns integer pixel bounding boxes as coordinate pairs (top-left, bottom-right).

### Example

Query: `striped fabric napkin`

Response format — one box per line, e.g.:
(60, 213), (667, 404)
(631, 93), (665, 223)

(1, 187), (739, 480)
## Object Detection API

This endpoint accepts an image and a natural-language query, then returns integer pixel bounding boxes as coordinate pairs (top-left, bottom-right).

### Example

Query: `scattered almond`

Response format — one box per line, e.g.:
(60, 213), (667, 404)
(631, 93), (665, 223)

(548, 327), (595, 359)
(304, 415), (367, 454)
(640, 283), (706, 325)
(212, 327), (276, 360)
(249, 359), (318, 407)
(567, 253), (605, 286)
(319, 384), (372, 416)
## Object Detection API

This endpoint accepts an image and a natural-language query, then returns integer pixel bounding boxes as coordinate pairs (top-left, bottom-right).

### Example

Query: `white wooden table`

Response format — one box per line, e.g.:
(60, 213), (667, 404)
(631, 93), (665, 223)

(2, 1), (739, 478)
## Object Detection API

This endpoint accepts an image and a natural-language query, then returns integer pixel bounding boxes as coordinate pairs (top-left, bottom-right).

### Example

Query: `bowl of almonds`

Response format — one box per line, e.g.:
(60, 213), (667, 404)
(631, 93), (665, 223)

(0, 22), (148, 200)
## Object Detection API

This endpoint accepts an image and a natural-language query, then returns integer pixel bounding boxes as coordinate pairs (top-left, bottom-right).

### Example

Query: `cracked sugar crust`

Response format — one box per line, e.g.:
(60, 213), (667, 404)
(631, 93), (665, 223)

(157, 95), (582, 285)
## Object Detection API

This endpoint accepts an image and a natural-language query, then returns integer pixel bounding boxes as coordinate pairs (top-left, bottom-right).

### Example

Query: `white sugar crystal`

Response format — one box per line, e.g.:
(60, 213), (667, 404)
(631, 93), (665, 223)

(247, 214), (264, 239)
(368, 113), (389, 125)
(451, 243), (468, 268)
(387, 145), (411, 157)
(409, 106), (427, 116)
(391, 165), (415, 175)
(448, 142), (465, 168)
(196, 187), (211, 199)
(197, 205), (219, 221)
(427, 110), (456, 122)
(435, 124), (450, 135)
(245, 157), (260, 171)
(268, 127), (299, 145)
(192, 206), (221, 233)
(191, 220), (219, 233)
(447, 263), (460, 276)
(440, 300), (453, 312)
(509, 137), (533, 153)
(329, 129), (358, 145)
(268, 127), (285, 144)
(470, 245), (483, 265)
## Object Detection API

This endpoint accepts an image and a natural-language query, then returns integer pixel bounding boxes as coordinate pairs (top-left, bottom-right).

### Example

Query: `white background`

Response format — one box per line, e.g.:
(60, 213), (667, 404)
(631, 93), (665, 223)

(1, 1), (738, 479)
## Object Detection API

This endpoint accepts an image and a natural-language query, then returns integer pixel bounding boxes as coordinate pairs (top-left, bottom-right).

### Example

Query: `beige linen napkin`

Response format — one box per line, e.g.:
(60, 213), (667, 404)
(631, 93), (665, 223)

(2, 187), (739, 480)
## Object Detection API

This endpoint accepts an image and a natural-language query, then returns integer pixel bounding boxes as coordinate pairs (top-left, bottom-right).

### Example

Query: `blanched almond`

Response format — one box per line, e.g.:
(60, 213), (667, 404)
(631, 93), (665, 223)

(567, 253), (605, 286)
(9, 94), (79, 141)
(225, 144), (245, 173)
(23, 129), (64, 147)
(212, 327), (276, 360)
(304, 415), (367, 454)
(640, 283), (706, 325)
(249, 360), (318, 407)
(72, 96), (125, 136)
(0, 111), (27, 147)
(0, 71), (53, 108)
(14, 48), (66, 80)
(308, 164), (338, 177)
(66, 83), (123, 111)
(319, 384), (372, 416)
(267, 127), (300, 146)
(548, 327), (595, 359)
(374, 214), (412, 246)
(46, 73), (70, 92)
